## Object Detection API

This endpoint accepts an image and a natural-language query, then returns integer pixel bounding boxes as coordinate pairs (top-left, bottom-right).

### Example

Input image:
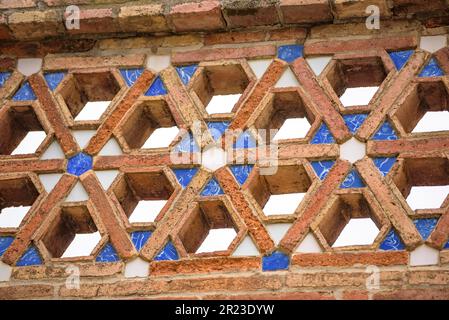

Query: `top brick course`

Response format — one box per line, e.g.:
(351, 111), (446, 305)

(0, 0), (448, 41)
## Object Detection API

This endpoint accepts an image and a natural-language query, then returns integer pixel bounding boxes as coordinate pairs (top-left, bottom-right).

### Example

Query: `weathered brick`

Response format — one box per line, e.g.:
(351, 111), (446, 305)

(280, 0), (332, 24)
(332, 0), (391, 19)
(118, 4), (169, 33)
(222, 0), (280, 28)
(0, 285), (54, 299)
(169, 1), (225, 32)
(8, 10), (64, 40)
(64, 8), (120, 34)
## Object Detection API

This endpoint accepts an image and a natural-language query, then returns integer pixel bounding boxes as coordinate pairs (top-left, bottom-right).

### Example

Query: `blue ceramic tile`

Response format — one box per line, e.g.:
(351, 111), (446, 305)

(372, 121), (398, 141)
(373, 157), (397, 176)
(234, 131), (256, 149)
(175, 132), (200, 153)
(176, 65), (198, 85)
(207, 121), (230, 141)
(340, 169), (365, 188)
(444, 240), (449, 250)
(0, 236), (14, 257)
(343, 114), (368, 135)
(95, 243), (119, 263)
(201, 177), (224, 196)
(379, 229), (405, 251)
(414, 218), (438, 240)
(419, 57), (445, 77)
(389, 50), (414, 70)
(0, 71), (11, 88)
(262, 251), (290, 271)
(172, 168), (199, 188)
(12, 81), (36, 101)
(44, 72), (66, 91)
(120, 68), (144, 87)
(130, 231), (152, 252)
(311, 123), (335, 144)
(145, 76), (167, 96)
(277, 45), (304, 63)
(230, 165), (254, 185)
(154, 241), (179, 261)
(67, 152), (93, 176)
(311, 160), (335, 180)
(16, 246), (42, 266)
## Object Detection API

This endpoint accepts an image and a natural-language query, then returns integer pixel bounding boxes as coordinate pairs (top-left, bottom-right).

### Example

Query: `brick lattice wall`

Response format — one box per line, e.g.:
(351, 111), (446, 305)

(1, 0), (449, 300)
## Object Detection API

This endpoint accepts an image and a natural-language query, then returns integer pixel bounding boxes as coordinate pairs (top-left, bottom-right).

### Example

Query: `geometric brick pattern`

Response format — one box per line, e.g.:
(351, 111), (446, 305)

(2, 0), (449, 300)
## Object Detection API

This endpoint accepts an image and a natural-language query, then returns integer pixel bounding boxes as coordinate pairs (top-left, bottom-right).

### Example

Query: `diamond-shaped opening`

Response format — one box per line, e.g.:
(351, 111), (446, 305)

(0, 176), (39, 229)
(318, 193), (382, 248)
(41, 204), (101, 258)
(178, 200), (238, 254)
(392, 158), (449, 211)
(120, 98), (179, 150)
(59, 71), (120, 122)
(190, 63), (250, 115)
(393, 80), (449, 134)
(325, 57), (387, 108)
(253, 90), (315, 143)
(0, 105), (47, 155)
(112, 171), (175, 223)
(247, 164), (311, 217)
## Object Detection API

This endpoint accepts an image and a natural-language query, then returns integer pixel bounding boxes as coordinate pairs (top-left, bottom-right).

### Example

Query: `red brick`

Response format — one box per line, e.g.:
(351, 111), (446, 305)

(64, 8), (120, 34)
(150, 257), (260, 276)
(280, 0), (333, 24)
(172, 45), (276, 64)
(0, 285), (54, 299)
(0, 14), (12, 40)
(8, 9), (64, 40)
(332, 0), (391, 19)
(0, 0), (36, 9)
(222, 0), (280, 28)
(169, 1), (225, 32)
(292, 251), (408, 267)
(118, 4), (169, 33)
(374, 288), (449, 300)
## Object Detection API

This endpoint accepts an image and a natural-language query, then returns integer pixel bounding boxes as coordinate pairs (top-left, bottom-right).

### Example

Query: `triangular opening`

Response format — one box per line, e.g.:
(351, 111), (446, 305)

(16, 245), (42, 266)
(310, 160), (335, 180)
(66, 182), (89, 202)
(389, 50), (414, 71)
(44, 72), (66, 91)
(311, 123), (335, 144)
(95, 170), (119, 190)
(172, 168), (199, 188)
(230, 165), (253, 185)
(207, 121), (230, 141)
(41, 140), (65, 160)
(266, 223), (292, 245)
(12, 82), (36, 101)
(72, 130), (96, 149)
(340, 169), (365, 188)
(306, 56), (332, 76)
(296, 233), (323, 253)
(154, 241), (179, 261)
(232, 235), (259, 256)
(145, 76), (167, 96)
(96, 242), (119, 263)
(130, 230), (152, 251)
(120, 68), (144, 87)
(372, 121), (398, 141)
(248, 59), (272, 79)
(201, 178), (224, 196)
(98, 138), (123, 156)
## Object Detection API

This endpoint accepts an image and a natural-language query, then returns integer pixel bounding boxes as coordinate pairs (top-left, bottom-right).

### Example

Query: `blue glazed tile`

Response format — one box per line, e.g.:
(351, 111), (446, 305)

(277, 45), (304, 63)
(262, 251), (290, 271)
(230, 165), (254, 185)
(201, 177), (224, 196)
(95, 243), (119, 263)
(0, 71), (11, 88)
(311, 160), (335, 180)
(0, 236), (14, 257)
(67, 152), (93, 176)
(176, 65), (198, 85)
(419, 58), (445, 77)
(414, 218), (438, 240)
(372, 121), (398, 141)
(154, 241), (179, 261)
(131, 231), (152, 252)
(120, 68), (144, 87)
(379, 229), (405, 251)
(340, 169), (365, 189)
(207, 121), (230, 141)
(16, 246), (42, 266)
(172, 168), (199, 188)
(389, 50), (414, 70)
(234, 131), (256, 149)
(145, 76), (167, 96)
(44, 72), (66, 91)
(373, 157), (397, 176)
(444, 240), (449, 250)
(175, 132), (200, 153)
(12, 81), (36, 101)
(343, 114), (368, 135)
(311, 123), (335, 144)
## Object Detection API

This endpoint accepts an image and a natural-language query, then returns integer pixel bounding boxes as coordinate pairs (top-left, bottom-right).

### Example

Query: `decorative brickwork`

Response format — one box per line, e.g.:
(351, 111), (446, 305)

(1, 0), (449, 300)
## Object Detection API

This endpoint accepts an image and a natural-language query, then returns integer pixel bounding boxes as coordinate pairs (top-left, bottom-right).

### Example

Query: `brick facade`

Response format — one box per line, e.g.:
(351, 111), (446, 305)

(0, 0), (449, 300)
